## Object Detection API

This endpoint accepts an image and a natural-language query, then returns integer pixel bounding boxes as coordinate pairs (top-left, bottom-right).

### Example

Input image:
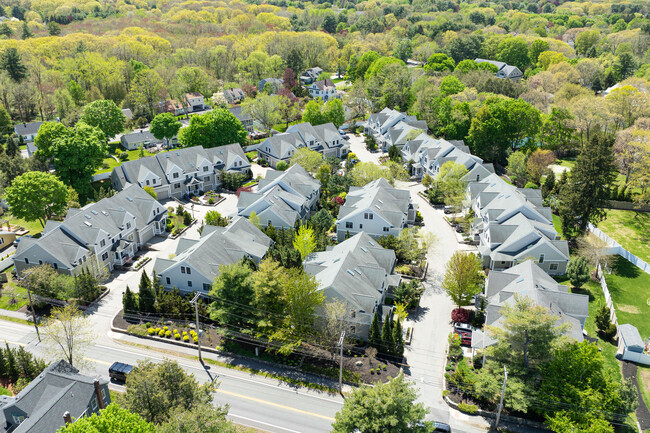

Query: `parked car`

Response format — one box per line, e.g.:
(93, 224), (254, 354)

(338, 129), (349, 140)
(443, 205), (458, 214)
(433, 421), (452, 432)
(13, 235), (33, 246)
(454, 322), (473, 334)
(454, 331), (472, 346)
(109, 362), (133, 383)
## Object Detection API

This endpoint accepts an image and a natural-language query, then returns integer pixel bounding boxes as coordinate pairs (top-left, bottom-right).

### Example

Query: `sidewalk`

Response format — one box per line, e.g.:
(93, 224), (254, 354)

(0, 308), (31, 321)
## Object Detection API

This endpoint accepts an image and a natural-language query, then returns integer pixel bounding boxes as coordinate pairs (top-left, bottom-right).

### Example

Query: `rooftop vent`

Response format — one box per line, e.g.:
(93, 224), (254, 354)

(378, 199), (383, 204)
(360, 247), (368, 253)
(120, 206), (125, 211)
(354, 268), (361, 275)
(102, 211), (109, 216)
(126, 196), (133, 202)
(369, 241), (375, 246)
(375, 205), (380, 209)
(516, 277), (524, 283)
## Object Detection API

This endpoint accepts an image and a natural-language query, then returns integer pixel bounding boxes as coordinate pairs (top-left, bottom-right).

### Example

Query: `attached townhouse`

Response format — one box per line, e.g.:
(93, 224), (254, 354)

(475, 58), (523, 81)
(336, 178), (416, 242)
(471, 260), (588, 352)
(13, 185), (167, 277)
(154, 217), (272, 294)
(468, 174), (569, 275)
(303, 232), (400, 340)
(0, 360), (110, 433)
(111, 144), (250, 200)
(308, 78), (338, 101)
(255, 122), (347, 168)
(14, 121), (44, 142)
(237, 164), (321, 229)
(364, 108), (427, 152)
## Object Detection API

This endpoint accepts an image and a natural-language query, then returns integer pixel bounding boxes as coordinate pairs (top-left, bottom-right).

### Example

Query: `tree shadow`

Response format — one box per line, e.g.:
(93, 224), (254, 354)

(612, 256), (640, 279)
(408, 305), (430, 323)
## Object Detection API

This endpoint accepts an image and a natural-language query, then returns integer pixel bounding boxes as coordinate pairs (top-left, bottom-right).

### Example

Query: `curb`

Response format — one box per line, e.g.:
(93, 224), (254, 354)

(170, 219), (197, 239)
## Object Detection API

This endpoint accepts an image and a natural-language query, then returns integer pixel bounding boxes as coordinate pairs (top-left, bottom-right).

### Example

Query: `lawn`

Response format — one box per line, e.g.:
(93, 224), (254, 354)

(556, 157), (576, 170)
(552, 214), (564, 239)
(95, 148), (157, 175)
(0, 386), (11, 396)
(596, 210), (650, 265)
(0, 211), (44, 236)
(605, 257), (650, 339)
(0, 272), (29, 311)
(639, 365), (650, 418)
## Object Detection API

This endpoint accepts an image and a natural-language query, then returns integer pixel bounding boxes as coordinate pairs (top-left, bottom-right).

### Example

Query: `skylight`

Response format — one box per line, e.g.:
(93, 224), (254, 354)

(84, 214), (91, 219)
(91, 210), (98, 215)
(369, 241), (375, 246)
(346, 269), (355, 276)
(360, 247), (368, 253)
(126, 196), (133, 202)
(516, 277), (524, 283)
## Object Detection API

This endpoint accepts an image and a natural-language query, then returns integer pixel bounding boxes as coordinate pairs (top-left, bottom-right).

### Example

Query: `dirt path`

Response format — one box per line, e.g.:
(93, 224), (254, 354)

(622, 361), (650, 430)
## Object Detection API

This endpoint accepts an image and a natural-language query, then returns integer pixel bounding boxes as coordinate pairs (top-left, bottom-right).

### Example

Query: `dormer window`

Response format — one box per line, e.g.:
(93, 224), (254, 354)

(173, 172), (179, 179)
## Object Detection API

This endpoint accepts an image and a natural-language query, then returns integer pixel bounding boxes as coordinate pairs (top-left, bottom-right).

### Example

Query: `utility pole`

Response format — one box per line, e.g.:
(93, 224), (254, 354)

(494, 365), (508, 429)
(338, 331), (344, 393)
(21, 271), (40, 342)
(190, 293), (202, 363)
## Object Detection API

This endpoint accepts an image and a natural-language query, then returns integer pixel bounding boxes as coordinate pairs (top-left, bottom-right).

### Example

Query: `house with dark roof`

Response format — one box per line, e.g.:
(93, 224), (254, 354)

(300, 67), (323, 85)
(0, 360), (110, 433)
(258, 78), (283, 94)
(336, 178), (416, 242)
(120, 130), (179, 150)
(161, 99), (187, 116)
(228, 106), (254, 133)
(468, 174), (569, 275)
(14, 121), (44, 142)
(308, 78), (338, 101)
(154, 217), (272, 293)
(223, 88), (245, 105)
(13, 185), (167, 277)
(303, 232), (399, 340)
(237, 164), (321, 228)
(111, 144), (250, 200)
(475, 58), (523, 81)
(471, 260), (588, 351)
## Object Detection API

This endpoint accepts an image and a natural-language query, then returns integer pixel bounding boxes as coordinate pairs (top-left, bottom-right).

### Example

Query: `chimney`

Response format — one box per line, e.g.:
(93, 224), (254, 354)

(63, 412), (72, 425)
(94, 379), (105, 409)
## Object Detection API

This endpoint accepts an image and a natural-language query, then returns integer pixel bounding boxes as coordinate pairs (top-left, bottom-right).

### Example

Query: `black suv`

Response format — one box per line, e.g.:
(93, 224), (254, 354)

(108, 362), (133, 383)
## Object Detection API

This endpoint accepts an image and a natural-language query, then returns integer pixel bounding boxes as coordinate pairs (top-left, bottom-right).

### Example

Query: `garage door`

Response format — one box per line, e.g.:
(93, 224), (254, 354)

(156, 188), (169, 200)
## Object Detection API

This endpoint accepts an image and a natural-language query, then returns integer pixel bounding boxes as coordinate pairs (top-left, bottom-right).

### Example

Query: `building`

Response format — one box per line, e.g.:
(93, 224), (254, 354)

(308, 79), (338, 101)
(471, 260), (588, 352)
(13, 185), (167, 277)
(120, 130), (179, 150)
(223, 88), (245, 105)
(255, 122), (347, 168)
(228, 106), (254, 133)
(111, 144), (250, 200)
(303, 232), (399, 340)
(154, 217), (272, 294)
(468, 174), (569, 275)
(336, 178), (416, 242)
(237, 164), (321, 228)
(0, 230), (16, 252)
(184, 92), (205, 112)
(364, 108), (427, 152)
(121, 108), (133, 120)
(161, 99), (186, 116)
(14, 121), (44, 142)
(257, 78), (283, 94)
(0, 360), (110, 433)
(300, 67), (323, 85)
(475, 58), (523, 81)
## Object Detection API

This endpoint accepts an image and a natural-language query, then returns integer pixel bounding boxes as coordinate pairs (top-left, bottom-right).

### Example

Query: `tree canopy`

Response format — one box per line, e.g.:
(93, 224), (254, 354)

(179, 109), (247, 148)
(5, 171), (69, 227)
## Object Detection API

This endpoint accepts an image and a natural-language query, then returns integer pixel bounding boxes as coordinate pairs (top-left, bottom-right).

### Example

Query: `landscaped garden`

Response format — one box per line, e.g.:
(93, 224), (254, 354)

(597, 210), (650, 265)
(166, 205), (193, 236)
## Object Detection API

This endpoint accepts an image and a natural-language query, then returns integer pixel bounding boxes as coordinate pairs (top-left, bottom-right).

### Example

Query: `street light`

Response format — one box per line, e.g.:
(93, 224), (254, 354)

(17, 270), (41, 342)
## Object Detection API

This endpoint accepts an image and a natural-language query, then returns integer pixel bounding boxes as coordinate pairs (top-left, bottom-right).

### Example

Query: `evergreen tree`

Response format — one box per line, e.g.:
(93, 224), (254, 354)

(0, 47), (28, 82)
(15, 346), (34, 378)
(5, 136), (18, 158)
(138, 271), (155, 313)
(369, 311), (381, 348)
(381, 314), (394, 355)
(541, 171), (555, 199)
(123, 286), (137, 314)
(392, 319), (404, 358)
(21, 22), (32, 39)
(0, 346), (5, 379)
(4, 343), (18, 383)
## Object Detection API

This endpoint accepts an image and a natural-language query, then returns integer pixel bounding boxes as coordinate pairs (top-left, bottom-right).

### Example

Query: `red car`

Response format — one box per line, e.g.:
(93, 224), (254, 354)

(454, 329), (472, 346)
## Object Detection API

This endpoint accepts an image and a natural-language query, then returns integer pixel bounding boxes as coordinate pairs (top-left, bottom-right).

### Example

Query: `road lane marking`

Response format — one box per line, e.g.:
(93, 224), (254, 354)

(3, 340), (25, 347)
(85, 357), (112, 366)
(228, 413), (302, 433)
(216, 389), (335, 422)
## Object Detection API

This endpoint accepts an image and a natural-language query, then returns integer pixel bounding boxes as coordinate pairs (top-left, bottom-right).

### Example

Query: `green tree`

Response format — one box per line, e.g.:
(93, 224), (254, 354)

(424, 53), (455, 74)
(381, 314), (394, 354)
(559, 134), (617, 239)
(323, 98), (345, 128)
(34, 121), (69, 160)
(241, 93), (282, 135)
(21, 22), (32, 39)
(179, 109), (247, 148)
(528, 39), (550, 65)
(369, 310), (381, 348)
(204, 210), (229, 227)
(0, 47), (27, 82)
(566, 256), (590, 289)
(293, 224), (316, 260)
(174, 66), (209, 95)
(435, 161), (468, 207)
(47, 21), (61, 36)
(0, 103), (12, 139)
(122, 286), (137, 314)
(540, 108), (578, 155)
(250, 258), (285, 334)
(440, 75), (465, 96)
(67, 80), (85, 106)
(332, 373), (430, 433)
(5, 171), (69, 227)
(57, 404), (156, 433)
(137, 272), (155, 313)
(541, 171), (555, 199)
(209, 261), (254, 327)
(142, 186), (156, 199)
(350, 51), (380, 81)
(364, 57), (405, 81)
(442, 251), (483, 309)
(507, 151), (528, 187)
(119, 359), (213, 424)
(290, 148), (323, 173)
(388, 145), (401, 162)
(0, 23), (13, 37)
(321, 15), (337, 33)
(302, 99), (327, 126)
(496, 36), (530, 71)
(150, 113), (182, 148)
(80, 99), (126, 140)
(156, 403), (237, 433)
(392, 319), (404, 357)
(42, 304), (95, 368)
(130, 70), (163, 119)
(526, 149), (555, 185)
(575, 30), (600, 56)
(614, 53), (636, 80)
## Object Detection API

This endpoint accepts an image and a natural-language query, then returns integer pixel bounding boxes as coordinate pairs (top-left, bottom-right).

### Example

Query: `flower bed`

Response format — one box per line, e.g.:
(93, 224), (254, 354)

(133, 257), (150, 271)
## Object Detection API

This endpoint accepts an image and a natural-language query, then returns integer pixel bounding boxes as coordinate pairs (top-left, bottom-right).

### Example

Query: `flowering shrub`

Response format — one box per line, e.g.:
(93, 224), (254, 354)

(451, 308), (470, 323)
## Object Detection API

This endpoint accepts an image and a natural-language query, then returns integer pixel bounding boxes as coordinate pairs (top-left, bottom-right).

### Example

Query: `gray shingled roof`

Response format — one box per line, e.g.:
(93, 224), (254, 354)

(122, 130), (160, 145)
(14, 121), (44, 136)
(338, 178), (411, 228)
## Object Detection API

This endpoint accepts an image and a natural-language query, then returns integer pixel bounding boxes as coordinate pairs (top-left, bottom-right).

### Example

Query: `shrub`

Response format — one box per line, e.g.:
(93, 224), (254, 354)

(193, 336), (198, 343)
(183, 335), (190, 342)
(147, 328), (155, 335)
(382, 364), (386, 371)
(174, 333), (181, 340)
(370, 368), (375, 374)
(451, 308), (470, 323)
(183, 212), (192, 225)
(165, 330), (172, 338)
(276, 161), (288, 171)
(163, 326), (168, 331)
(158, 330), (164, 337)
(458, 402), (478, 414)
(208, 197), (214, 204)
(442, 389), (450, 397)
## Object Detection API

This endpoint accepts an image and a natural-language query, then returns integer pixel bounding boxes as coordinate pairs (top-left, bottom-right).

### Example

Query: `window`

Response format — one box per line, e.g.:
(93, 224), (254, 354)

(268, 220), (272, 226)
(175, 183), (180, 189)
(0, 238), (3, 245)
(126, 222), (131, 229)
(539, 254), (545, 264)
(166, 277), (171, 284)
(203, 166), (209, 172)
(188, 281), (193, 287)
(186, 268), (191, 275)
(476, 174), (480, 181)
(24, 258), (29, 264)
(102, 252), (108, 261)
(181, 266), (186, 274)
(501, 261), (506, 265)
(203, 283), (211, 291)
(345, 222), (353, 229)
(359, 224), (363, 229)
(53, 263), (58, 270)
(146, 180), (150, 186)
(549, 263), (558, 271)
(349, 326), (356, 334)
(100, 239), (106, 247)
(101, 388), (106, 401)
(91, 397), (98, 412)
(173, 172), (179, 179)
(383, 227), (389, 232)
(13, 415), (24, 425)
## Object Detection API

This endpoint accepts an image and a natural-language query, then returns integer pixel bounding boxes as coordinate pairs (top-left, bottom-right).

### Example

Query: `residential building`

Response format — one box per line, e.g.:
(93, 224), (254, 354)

(468, 174), (569, 274)
(471, 260), (588, 352)
(336, 178), (416, 242)
(228, 106), (254, 133)
(120, 130), (179, 150)
(257, 78), (283, 94)
(154, 217), (272, 294)
(303, 232), (400, 340)
(364, 108), (427, 151)
(13, 185), (167, 277)
(237, 164), (321, 228)
(0, 360), (110, 433)
(121, 108), (133, 120)
(161, 99), (186, 116)
(255, 122), (347, 168)
(223, 88), (245, 105)
(111, 144), (250, 200)
(184, 92), (205, 112)
(300, 67), (323, 85)
(0, 230), (16, 252)
(475, 58), (523, 81)
(308, 79), (338, 101)
(14, 121), (44, 142)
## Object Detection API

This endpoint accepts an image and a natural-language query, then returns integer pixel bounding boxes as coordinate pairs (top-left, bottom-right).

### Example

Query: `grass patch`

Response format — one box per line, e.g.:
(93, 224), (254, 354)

(95, 148), (157, 175)
(596, 210), (650, 265)
(0, 314), (31, 326)
(0, 274), (29, 311)
(0, 386), (11, 396)
(556, 157), (576, 170)
(552, 214), (564, 240)
(605, 257), (650, 339)
(1, 212), (44, 236)
(638, 365), (650, 414)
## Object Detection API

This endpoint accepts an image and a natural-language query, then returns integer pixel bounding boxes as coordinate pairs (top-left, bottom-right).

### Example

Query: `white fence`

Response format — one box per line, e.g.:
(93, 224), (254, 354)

(597, 264), (618, 328)
(588, 223), (650, 275)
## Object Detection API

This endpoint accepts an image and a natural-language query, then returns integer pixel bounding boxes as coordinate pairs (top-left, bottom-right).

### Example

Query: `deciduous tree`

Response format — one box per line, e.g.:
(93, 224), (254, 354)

(435, 161), (468, 207)
(179, 109), (247, 148)
(5, 171), (69, 227)
(34, 121), (69, 160)
(242, 93), (282, 135)
(80, 99), (126, 140)
(42, 305), (95, 368)
(209, 261), (254, 327)
(442, 251), (483, 309)
(150, 113), (182, 148)
(293, 224), (316, 260)
(526, 149), (555, 185)
(290, 148), (323, 173)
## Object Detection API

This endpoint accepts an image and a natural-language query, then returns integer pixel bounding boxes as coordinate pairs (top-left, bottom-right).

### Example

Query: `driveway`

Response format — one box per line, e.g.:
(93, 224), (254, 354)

(347, 133), (383, 165)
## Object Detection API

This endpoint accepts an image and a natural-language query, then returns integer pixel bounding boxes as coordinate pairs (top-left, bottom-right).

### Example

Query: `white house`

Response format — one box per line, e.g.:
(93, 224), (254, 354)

(184, 92), (205, 112)
(14, 121), (44, 142)
(308, 79), (338, 101)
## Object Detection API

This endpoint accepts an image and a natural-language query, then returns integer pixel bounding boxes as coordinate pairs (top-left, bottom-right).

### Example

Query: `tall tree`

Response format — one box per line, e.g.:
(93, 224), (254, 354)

(442, 251), (483, 309)
(150, 113), (182, 148)
(566, 256), (590, 289)
(322, 98), (345, 128)
(290, 148), (323, 173)
(156, 404), (237, 433)
(5, 171), (69, 227)
(58, 404), (156, 433)
(559, 134), (617, 239)
(507, 151), (528, 187)
(130, 69), (163, 119)
(0, 48), (27, 82)
(137, 272), (155, 313)
(80, 99), (126, 140)
(42, 305), (95, 368)
(179, 109), (247, 148)
(241, 93), (281, 135)
(293, 225), (316, 260)
(526, 149), (555, 185)
(435, 161), (468, 207)
(34, 121), (69, 161)
(209, 261), (254, 327)
(369, 310), (381, 348)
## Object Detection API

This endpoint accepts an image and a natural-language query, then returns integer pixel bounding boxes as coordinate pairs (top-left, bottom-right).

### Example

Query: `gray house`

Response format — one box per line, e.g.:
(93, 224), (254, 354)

(120, 130), (178, 151)
(471, 260), (588, 352)
(237, 164), (321, 228)
(14, 121), (44, 142)
(13, 185), (167, 277)
(303, 232), (399, 340)
(364, 108), (427, 152)
(154, 217), (272, 294)
(223, 88), (245, 104)
(0, 360), (110, 433)
(300, 67), (323, 85)
(111, 144), (250, 200)
(228, 106), (254, 133)
(336, 178), (416, 242)
(468, 174), (569, 275)
(257, 78), (283, 94)
(475, 58), (523, 81)
(121, 108), (133, 120)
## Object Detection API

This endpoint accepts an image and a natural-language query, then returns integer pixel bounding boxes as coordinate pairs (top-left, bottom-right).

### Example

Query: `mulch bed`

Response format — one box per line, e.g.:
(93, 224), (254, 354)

(622, 361), (650, 430)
